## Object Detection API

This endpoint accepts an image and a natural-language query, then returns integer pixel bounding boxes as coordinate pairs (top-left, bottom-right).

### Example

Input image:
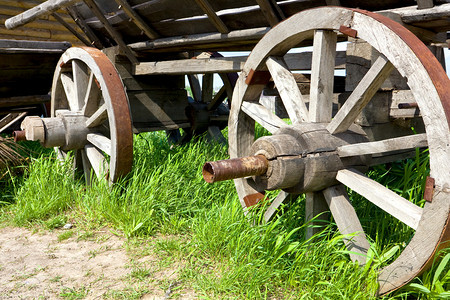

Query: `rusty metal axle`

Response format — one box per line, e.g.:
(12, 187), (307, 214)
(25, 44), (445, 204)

(203, 155), (268, 183)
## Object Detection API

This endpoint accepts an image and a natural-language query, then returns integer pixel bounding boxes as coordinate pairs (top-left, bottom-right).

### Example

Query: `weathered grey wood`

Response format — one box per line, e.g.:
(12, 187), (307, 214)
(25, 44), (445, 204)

(83, 0), (138, 64)
(416, 0), (435, 9)
(383, 3), (450, 31)
(338, 133), (428, 157)
(66, 6), (104, 48)
(228, 7), (450, 295)
(264, 191), (294, 222)
(85, 144), (107, 178)
(5, 0), (79, 29)
(266, 56), (309, 123)
(133, 51), (346, 76)
(113, 0), (159, 40)
(305, 192), (329, 240)
(60, 73), (77, 111)
(378, 190), (450, 294)
(87, 133), (111, 156)
(327, 55), (394, 134)
(85, 103), (107, 128)
(0, 112), (27, 133)
(80, 149), (92, 185)
(194, 0), (229, 34)
(255, 0), (282, 26)
(128, 27), (270, 52)
(241, 101), (287, 134)
(51, 12), (90, 46)
(309, 30), (337, 123)
(72, 60), (89, 111)
(81, 73), (100, 116)
(201, 73), (214, 104)
(323, 185), (370, 265)
(336, 169), (423, 230)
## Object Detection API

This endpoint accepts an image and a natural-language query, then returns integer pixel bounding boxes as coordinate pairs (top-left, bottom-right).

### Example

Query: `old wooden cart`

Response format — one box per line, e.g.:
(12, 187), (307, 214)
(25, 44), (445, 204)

(6, 0), (450, 295)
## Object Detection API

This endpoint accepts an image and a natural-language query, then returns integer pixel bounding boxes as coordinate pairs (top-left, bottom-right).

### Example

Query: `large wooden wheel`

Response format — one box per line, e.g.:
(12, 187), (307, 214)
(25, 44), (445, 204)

(167, 52), (237, 144)
(51, 47), (133, 184)
(228, 7), (450, 295)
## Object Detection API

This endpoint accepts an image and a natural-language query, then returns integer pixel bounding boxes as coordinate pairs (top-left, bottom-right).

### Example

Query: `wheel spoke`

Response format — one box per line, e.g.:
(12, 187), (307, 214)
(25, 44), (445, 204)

(80, 149), (93, 185)
(241, 101), (287, 133)
(187, 74), (202, 102)
(327, 55), (394, 134)
(85, 144), (108, 178)
(323, 185), (370, 264)
(87, 133), (111, 156)
(264, 191), (295, 222)
(336, 169), (423, 229)
(85, 103), (107, 128)
(60, 73), (79, 111)
(309, 30), (337, 123)
(202, 73), (214, 103)
(72, 60), (90, 110)
(82, 72), (101, 116)
(207, 85), (226, 111)
(305, 192), (329, 240)
(266, 56), (309, 123)
(337, 133), (428, 158)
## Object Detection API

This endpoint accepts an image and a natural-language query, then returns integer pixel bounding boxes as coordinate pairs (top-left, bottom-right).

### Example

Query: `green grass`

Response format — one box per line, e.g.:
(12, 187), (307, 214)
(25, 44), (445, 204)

(0, 131), (446, 299)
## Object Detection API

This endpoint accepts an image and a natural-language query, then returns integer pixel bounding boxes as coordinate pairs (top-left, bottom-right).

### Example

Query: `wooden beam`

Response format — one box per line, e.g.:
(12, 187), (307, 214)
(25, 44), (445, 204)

(193, 0), (229, 34)
(113, 0), (159, 40)
(133, 51), (346, 75)
(417, 0), (434, 9)
(256, 0), (282, 26)
(0, 112), (27, 133)
(128, 27), (270, 52)
(51, 12), (91, 46)
(66, 6), (104, 49)
(5, 0), (80, 29)
(83, 0), (139, 64)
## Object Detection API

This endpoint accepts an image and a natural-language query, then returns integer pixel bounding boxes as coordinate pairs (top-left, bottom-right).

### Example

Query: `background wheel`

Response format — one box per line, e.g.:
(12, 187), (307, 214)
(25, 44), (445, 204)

(228, 7), (450, 295)
(51, 47), (133, 184)
(167, 52), (237, 145)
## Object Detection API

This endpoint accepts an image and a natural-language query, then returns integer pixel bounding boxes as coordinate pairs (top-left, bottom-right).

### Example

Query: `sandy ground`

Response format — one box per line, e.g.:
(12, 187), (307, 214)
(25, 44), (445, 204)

(0, 227), (194, 299)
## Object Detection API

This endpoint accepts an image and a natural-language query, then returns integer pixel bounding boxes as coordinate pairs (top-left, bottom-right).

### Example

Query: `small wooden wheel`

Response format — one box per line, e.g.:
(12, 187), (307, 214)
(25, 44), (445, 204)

(167, 52), (237, 144)
(228, 7), (450, 295)
(51, 47), (133, 183)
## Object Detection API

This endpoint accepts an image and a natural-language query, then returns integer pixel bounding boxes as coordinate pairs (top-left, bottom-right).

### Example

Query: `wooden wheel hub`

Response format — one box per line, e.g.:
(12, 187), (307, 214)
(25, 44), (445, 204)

(251, 124), (369, 193)
(20, 112), (90, 150)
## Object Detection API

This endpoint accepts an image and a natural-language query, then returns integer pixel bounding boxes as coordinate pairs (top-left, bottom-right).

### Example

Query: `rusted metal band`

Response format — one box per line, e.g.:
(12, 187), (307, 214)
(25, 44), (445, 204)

(203, 154), (268, 183)
(243, 192), (266, 207)
(79, 47), (133, 180)
(424, 176), (435, 202)
(339, 25), (357, 38)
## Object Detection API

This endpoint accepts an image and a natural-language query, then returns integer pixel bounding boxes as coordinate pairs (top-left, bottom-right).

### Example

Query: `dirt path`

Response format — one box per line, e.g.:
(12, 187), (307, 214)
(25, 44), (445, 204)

(0, 227), (193, 299)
